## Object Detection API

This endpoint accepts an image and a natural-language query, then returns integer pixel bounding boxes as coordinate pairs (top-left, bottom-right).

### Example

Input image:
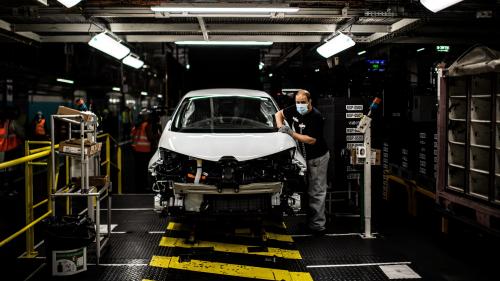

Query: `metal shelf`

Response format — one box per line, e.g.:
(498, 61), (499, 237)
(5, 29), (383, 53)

(49, 112), (111, 265)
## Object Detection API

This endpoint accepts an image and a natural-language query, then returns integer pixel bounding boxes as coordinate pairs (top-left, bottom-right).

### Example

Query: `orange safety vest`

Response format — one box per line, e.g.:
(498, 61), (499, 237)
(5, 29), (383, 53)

(35, 118), (46, 136)
(0, 120), (22, 152)
(131, 122), (151, 153)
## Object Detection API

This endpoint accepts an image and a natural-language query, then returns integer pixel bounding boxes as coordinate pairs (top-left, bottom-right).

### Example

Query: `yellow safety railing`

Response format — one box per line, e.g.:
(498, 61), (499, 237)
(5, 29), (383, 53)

(0, 132), (122, 258)
(97, 133), (123, 194)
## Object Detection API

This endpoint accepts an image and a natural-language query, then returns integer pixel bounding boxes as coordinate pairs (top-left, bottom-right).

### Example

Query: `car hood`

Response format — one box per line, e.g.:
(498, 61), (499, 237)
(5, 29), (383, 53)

(159, 131), (297, 162)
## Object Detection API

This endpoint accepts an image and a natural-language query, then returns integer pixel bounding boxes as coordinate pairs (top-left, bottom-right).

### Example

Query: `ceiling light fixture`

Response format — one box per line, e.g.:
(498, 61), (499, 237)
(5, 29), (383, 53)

(151, 6), (299, 13)
(141, 91), (148, 96)
(57, 0), (83, 8)
(175, 41), (273, 46)
(57, 78), (74, 84)
(112, 87), (120, 91)
(122, 53), (144, 69)
(88, 32), (130, 60)
(317, 33), (355, 58)
(417, 47), (425, 52)
(357, 50), (366, 56)
(420, 0), (464, 13)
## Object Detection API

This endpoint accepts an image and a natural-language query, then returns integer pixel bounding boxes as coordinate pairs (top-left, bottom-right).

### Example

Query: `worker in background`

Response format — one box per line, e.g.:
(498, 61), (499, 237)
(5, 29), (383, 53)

(131, 109), (160, 192)
(31, 111), (48, 141)
(74, 98), (88, 111)
(275, 89), (330, 236)
(0, 106), (24, 162)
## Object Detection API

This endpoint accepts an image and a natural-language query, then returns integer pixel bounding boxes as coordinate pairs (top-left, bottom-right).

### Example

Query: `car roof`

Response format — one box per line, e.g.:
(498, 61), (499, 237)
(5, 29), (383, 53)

(183, 88), (271, 98)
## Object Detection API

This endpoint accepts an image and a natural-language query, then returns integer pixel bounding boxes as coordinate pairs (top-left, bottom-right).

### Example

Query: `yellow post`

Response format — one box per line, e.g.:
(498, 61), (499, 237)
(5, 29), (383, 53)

(23, 141), (37, 258)
(106, 135), (111, 179)
(65, 156), (71, 214)
(117, 146), (122, 194)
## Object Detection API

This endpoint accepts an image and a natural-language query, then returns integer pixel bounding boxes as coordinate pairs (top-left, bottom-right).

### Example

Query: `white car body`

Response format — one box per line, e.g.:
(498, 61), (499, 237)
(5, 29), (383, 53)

(149, 88), (306, 215)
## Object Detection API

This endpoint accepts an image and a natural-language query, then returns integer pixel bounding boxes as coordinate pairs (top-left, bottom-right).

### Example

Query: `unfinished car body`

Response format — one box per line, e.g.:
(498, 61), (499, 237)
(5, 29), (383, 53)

(149, 89), (306, 216)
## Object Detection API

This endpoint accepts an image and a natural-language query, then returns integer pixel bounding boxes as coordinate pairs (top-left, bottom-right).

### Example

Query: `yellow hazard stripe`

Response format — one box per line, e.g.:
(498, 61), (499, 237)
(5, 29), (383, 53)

(150, 256), (313, 281)
(159, 236), (302, 259)
(166, 222), (294, 243)
(265, 232), (294, 243)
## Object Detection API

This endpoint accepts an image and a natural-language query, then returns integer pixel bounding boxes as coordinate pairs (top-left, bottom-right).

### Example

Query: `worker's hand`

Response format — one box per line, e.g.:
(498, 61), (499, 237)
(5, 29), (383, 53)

(278, 125), (294, 137)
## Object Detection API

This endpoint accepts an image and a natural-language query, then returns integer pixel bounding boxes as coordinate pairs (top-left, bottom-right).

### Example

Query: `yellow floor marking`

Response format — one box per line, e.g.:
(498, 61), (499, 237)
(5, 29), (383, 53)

(150, 255), (313, 281)
(160, 236), (302, 259)
(167, 222), (185, 231)
(166, 222), (294, 242)
(264, 231), (294, 243)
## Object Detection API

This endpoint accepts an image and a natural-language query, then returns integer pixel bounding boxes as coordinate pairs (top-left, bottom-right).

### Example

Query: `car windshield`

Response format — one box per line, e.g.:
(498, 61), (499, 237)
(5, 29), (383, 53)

(172, 95), (277, 133)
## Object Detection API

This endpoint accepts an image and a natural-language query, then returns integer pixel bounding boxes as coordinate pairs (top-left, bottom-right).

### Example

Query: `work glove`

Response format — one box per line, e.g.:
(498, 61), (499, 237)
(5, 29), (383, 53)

(278, 125), (294, 137)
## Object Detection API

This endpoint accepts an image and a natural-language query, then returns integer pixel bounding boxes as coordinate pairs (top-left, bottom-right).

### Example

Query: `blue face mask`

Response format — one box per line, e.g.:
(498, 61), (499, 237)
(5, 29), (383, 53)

(296, 103), (309, 115)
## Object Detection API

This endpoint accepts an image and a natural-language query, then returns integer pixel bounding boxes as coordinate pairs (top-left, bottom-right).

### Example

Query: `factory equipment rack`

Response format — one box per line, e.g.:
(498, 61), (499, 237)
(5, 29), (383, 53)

(437, 46), (500, 234)
(49, 112), (111, 264)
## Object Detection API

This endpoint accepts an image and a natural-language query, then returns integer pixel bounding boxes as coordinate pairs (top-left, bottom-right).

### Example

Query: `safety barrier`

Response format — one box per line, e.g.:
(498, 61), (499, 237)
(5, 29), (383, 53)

(384, 173), (436, 216)
(0, 132), (123, 258)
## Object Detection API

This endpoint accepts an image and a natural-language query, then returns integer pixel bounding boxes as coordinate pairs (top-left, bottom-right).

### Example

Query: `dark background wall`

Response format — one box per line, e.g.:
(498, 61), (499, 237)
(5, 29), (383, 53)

(186, 47), (261, 91)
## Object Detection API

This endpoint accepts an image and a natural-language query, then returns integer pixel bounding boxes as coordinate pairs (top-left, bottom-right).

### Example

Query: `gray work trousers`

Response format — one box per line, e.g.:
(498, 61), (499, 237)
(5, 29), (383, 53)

(307, 151), (330, 231)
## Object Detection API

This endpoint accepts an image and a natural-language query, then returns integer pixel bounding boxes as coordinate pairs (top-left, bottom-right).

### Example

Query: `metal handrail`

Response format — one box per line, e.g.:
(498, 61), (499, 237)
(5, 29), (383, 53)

(96, 133), (124, 194)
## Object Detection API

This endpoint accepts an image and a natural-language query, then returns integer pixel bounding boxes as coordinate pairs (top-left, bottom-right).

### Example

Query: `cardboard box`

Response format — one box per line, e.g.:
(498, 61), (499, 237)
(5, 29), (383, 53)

(56, 106), (94, 123)
(72, 175), (109, 188)
(59, 140), (102, 156)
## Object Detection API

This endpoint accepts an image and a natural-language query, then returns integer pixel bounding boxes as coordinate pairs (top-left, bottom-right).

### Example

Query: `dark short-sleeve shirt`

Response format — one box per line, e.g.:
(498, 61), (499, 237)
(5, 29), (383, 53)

(282, 105), (329, 160)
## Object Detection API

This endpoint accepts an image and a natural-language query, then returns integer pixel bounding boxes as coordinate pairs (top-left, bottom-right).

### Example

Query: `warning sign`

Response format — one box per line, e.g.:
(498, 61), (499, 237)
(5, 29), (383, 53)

(346, 135), (364, 142)
(346, 104), (363, 111)
(347, 120), (360, 126)
(346, 128), (359, 134)
(346, 142), (364, 149)
(346, 112), (363, 119)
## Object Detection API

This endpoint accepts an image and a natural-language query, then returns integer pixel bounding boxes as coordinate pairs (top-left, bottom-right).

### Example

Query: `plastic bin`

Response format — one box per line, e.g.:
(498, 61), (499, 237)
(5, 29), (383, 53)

(42, 215), (96, 276)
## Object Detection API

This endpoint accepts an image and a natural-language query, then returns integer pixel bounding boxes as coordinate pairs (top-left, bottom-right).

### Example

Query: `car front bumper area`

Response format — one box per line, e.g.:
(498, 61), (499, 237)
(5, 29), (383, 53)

(173, 182), (282, 195)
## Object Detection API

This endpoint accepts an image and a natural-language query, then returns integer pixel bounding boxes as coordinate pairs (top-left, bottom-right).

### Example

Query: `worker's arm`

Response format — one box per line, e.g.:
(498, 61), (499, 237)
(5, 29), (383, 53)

(275, 110), (285, 128)
(291, 131), (317, 145)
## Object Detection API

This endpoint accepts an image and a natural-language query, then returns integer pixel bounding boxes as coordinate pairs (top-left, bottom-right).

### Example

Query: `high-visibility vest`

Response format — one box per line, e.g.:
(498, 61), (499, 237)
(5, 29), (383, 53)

(131, 122), (151, 153)
(0, 120), (22, 152)
(35, 118), (46, 136)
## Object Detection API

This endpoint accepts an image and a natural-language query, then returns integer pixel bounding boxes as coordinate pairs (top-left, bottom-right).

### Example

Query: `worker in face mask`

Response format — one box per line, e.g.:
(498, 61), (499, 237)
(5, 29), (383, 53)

(275, 89), (330, 236)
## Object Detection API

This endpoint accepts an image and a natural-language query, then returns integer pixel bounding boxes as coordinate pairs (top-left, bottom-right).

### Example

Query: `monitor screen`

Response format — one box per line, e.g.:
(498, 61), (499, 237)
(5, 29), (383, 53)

(367, 60), (386, 72)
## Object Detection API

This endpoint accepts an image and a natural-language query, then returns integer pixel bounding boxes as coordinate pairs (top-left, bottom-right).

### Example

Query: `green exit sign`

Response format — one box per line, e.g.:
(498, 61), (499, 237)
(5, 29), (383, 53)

(436, 45), (450, 52)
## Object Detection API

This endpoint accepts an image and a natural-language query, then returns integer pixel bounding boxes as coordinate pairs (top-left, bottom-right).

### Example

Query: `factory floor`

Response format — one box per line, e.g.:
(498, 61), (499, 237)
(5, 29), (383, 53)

(4, 193), (498, 281)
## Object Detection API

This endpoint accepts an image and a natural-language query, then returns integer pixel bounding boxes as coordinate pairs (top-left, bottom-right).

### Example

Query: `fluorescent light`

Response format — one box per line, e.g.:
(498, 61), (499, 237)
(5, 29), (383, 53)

(357, 50), (366, 55)
(112, 87), (120, 91)
(57, 0), (82, 8)
(57, 78), (74, 84)
(417, 47), (425, 52)
(186, 64), (190, 70)
(141, 91), (148, 96)
(122, 53), (144, 69)
(315, 68), (320, 72)
(420, 0), (464, 13)
(157, 94), (163, 98)
(269, 73), (273, 77)
(88, 32), (130, 60)
(316, 33), (356, 58)
(175, 41), (273, 46)
(142, 64), (149, 69)
(151, 6), (299, 13)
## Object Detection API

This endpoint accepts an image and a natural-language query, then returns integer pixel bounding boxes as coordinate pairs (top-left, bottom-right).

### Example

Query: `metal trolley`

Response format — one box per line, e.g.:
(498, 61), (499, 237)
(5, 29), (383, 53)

(49, 113), (111, 264)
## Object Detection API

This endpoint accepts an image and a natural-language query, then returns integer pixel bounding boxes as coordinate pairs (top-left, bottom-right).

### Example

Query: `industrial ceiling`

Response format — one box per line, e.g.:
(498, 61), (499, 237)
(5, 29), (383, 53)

(0, 0), (499, 68)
